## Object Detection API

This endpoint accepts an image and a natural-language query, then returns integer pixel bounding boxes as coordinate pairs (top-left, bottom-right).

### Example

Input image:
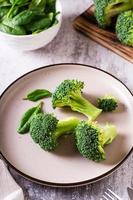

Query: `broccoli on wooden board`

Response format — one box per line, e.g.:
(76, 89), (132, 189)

(94, 0), (133, 28)
(116, 10), (133, 47)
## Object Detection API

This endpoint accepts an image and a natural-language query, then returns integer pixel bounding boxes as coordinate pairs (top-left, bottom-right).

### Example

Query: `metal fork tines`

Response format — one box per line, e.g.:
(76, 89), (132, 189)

(101, 188), (122, 200)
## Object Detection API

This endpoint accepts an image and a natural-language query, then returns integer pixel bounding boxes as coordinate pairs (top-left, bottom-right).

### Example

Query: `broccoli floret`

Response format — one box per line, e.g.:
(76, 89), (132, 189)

(75, 121), (117, 162)
(52, 80), (102, 120)
(116, 10), (133, 46)
(97, 95), (118, 112)
(94, 0), (133, 28)
(30, 113), (80, 151)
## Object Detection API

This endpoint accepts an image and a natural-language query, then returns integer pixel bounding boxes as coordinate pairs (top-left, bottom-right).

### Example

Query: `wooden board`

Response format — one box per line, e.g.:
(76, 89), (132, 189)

(73, 5), (133, 63)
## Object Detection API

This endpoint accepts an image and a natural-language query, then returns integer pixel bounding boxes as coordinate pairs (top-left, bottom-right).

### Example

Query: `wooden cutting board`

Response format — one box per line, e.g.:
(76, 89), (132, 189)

(73, 5), (133, 63)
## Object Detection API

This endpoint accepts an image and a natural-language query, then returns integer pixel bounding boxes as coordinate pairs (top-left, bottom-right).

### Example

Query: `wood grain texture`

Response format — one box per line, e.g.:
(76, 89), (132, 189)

(73, 5), (133, 63)
(0, 0), (133, 199)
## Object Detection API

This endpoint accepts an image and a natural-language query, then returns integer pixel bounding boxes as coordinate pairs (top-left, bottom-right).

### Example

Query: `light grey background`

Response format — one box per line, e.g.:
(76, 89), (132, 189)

(0, 0), (133, 199)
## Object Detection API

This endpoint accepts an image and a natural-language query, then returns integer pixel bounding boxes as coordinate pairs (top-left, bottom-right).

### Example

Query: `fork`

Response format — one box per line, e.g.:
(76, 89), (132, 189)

(101, 188), (122, 200)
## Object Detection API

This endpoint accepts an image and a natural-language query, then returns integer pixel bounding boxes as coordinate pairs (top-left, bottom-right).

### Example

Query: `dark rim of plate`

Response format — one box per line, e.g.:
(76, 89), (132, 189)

(0, 63), (133, 188)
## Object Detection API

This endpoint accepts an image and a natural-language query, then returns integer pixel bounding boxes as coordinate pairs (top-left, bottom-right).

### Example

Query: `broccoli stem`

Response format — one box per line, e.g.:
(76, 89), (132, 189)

(70, 92), (102, 120)
(105, 2), (132, 19)
(102, 124), (117, 146)
(54, 117), (80, 138)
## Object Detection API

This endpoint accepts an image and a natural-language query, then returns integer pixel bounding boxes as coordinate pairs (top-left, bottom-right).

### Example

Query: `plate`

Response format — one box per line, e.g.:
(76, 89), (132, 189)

(0, 63), (133, 187)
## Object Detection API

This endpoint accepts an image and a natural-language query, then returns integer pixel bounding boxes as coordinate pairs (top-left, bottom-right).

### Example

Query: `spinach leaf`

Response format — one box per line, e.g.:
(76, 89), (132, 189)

(0, 23), (11, 33)
(0, 22), (26, 35)
(0, 1), (11, 7)
(50, 11), (59, 26)
(17, 102), (43, 134)
(29, 0), (46, 12)
(52, 17), (58, 25)
(12, 10), (36, 25)
(0, 0), (59, 35)
(11, 6), (19, 16)
(27, 16), (51, 32)
(5, 6), (19, 18)
(47, 12), (54, 21)
(7, 0), (30, 18)
(11, 24), (26, 34)
(9, 0), (29, 6)
(0, 7), (10, 18)
(45, 0), (56, 13)
(24, 89), (52, 102)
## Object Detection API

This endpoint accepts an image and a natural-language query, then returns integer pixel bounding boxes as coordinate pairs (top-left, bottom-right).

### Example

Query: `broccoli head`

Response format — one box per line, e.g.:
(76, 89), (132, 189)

(52, 79), (102, 120)
(94, 0), (133, 28)
(30, 113), (80, 151)
(75, 121), (117, 162)
(98, 95), (118, 112)
(116, 10), (133, 46)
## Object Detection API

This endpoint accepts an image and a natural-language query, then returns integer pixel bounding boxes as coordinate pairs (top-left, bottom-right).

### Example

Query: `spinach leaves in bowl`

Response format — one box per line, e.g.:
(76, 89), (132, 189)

(0, 0), (59, 35)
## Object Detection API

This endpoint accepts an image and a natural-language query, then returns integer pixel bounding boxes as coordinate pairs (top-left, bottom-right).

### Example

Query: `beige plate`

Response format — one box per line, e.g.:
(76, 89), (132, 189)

(0, 64), (133, 187)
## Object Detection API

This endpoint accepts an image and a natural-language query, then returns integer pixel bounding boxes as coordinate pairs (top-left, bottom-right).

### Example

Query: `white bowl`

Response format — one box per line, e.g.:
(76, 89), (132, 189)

(0, 0), (62, 51)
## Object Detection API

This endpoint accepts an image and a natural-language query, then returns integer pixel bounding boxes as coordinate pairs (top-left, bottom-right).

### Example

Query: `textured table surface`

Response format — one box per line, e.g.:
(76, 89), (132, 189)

(0, 0), (133, 199)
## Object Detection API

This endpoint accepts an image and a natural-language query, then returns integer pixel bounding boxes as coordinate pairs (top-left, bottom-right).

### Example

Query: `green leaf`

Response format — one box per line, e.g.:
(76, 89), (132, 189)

(45, 0), (56, 13)
(27, 16), (51, 32)
(17, 102), (43, 134)
(29, 0), (46, 12)
(0, 1), (11, 7)
(0, 23), (11, 33)
(6, 6), (19, 18)
(32, 29), (42, 34)
(0, 0), (58, 35)
(52, 18), (58, 25)
(12, 10), (36, 25)
(7, 0), (30, 18)
(1, 19), (26, 35)
(10, 0), (29, 5)
(11, 24), (26, 34)
(12, 6), (19, 16)
(0, 7), (10, 18)
(47, 12), (54, 21)
(23, 89), (52, 102)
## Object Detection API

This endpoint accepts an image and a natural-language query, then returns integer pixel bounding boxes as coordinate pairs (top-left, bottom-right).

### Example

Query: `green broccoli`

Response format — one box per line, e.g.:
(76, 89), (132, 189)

(75, 121), (117, 162)
(52, 80), (102, 120)
(97, 95), (118, 112)
(94, 0), (133, 28)
(30, 113), (80, 151)
(116, 10), (133, 46)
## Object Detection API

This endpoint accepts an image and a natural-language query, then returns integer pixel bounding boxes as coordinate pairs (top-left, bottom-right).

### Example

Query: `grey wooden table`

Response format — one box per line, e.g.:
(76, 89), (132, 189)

(0, 0), (133, 199)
